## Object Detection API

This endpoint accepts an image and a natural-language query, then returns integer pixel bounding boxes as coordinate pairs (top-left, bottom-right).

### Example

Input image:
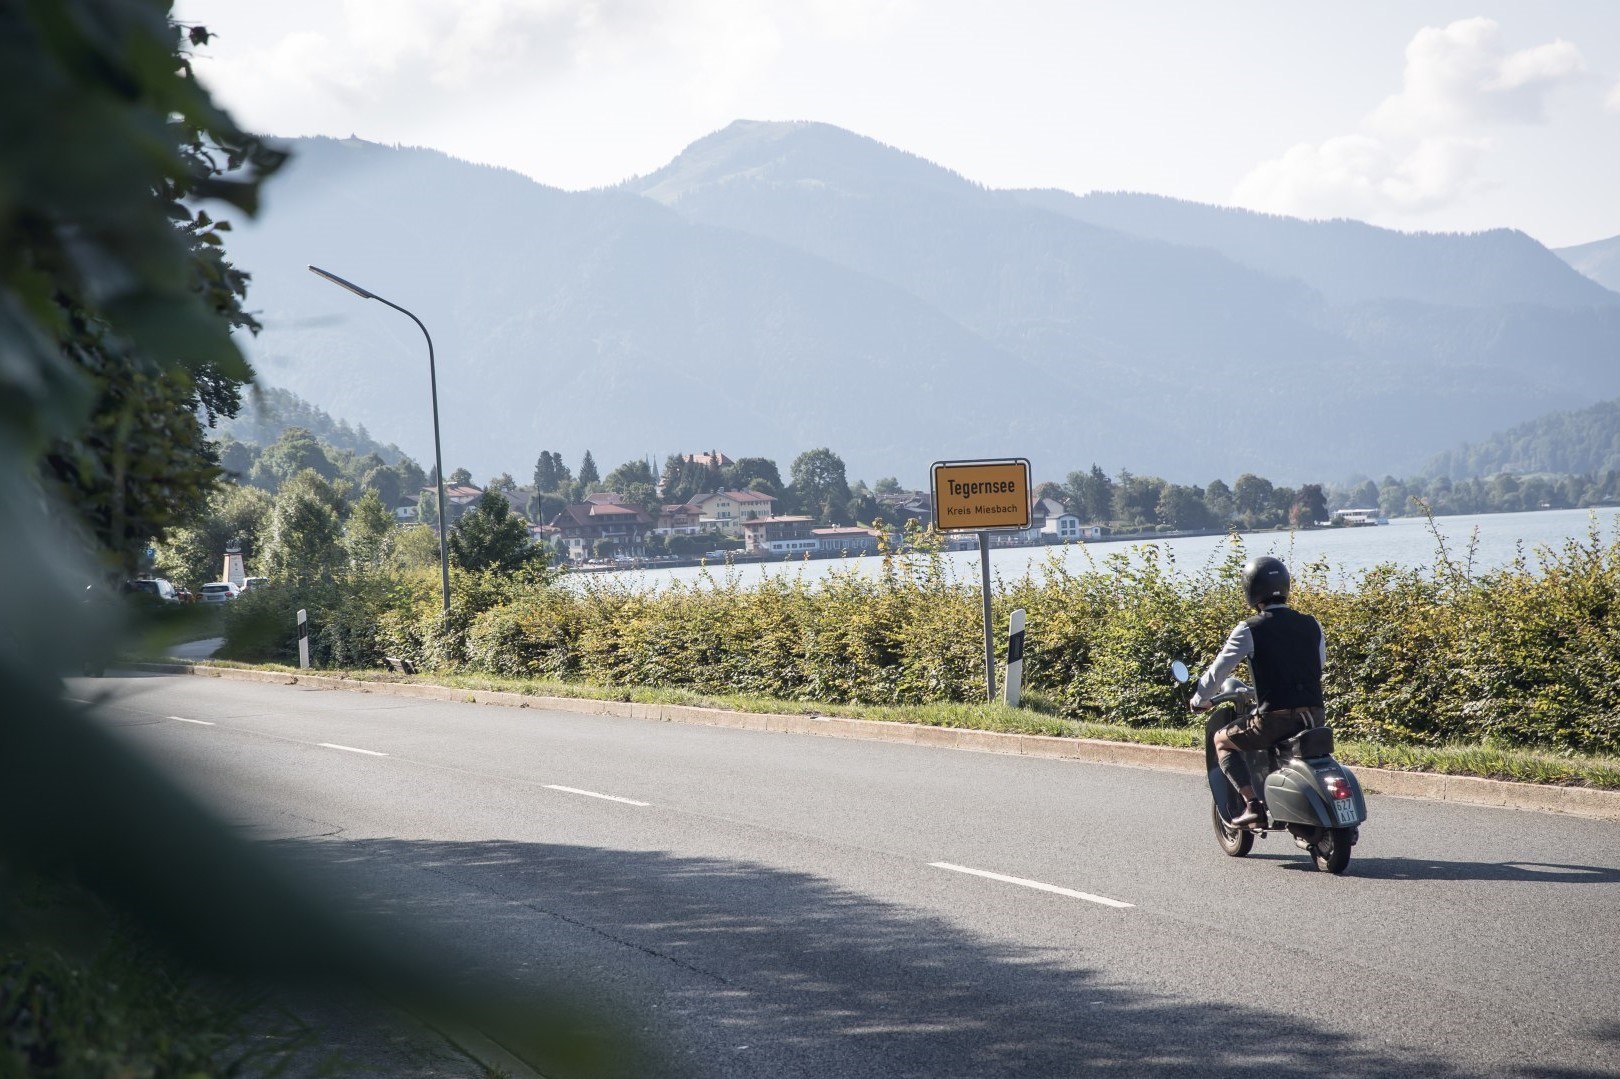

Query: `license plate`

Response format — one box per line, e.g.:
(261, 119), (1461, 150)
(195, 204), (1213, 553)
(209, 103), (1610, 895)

(1333, 800), (1359, 825)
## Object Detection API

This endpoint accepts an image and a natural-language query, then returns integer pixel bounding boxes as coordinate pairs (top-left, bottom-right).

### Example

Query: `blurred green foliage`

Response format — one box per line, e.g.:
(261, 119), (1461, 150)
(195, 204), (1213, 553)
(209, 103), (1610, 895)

(1, 3), (627, 1075)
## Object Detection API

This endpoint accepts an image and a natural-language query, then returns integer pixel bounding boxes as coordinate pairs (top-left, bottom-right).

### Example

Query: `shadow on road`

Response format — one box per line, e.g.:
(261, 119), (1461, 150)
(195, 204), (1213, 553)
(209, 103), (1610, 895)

(267, 835), (1560, 1079)
(1279, 856), (1620, 884)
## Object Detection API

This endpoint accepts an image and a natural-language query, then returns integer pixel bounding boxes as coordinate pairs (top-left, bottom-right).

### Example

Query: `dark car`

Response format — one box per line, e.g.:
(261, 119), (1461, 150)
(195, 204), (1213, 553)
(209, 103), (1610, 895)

(122, 578), (178, 602)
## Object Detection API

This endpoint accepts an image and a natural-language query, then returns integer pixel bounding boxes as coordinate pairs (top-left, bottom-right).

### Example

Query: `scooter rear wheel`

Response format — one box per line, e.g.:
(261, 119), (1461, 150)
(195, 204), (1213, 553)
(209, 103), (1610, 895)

(1212, 802), (1254, 857)
(1312, 828), (1353, 874)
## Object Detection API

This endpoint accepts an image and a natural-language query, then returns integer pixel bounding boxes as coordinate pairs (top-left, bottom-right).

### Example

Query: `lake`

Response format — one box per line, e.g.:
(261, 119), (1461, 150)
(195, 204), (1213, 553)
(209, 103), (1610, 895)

(585, 507), (1620, 592)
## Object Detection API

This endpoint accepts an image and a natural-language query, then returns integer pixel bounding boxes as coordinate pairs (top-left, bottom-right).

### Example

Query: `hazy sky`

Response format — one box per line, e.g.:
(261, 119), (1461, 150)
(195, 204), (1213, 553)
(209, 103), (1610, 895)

(177, 1), (1620, 248)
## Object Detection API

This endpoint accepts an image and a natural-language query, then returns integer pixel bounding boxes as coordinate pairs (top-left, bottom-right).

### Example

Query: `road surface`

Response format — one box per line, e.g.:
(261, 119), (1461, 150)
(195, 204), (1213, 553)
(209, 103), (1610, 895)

(70, 673), (1620, 1078)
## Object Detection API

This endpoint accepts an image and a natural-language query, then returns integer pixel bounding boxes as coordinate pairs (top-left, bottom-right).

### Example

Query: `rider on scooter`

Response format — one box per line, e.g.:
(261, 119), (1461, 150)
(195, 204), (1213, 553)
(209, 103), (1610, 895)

(1189, 556), (1326, 827)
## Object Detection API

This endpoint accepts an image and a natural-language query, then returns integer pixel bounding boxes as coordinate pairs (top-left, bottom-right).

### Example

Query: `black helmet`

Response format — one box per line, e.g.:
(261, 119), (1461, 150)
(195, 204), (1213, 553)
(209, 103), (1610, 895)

(1241, 556), (1290, 609)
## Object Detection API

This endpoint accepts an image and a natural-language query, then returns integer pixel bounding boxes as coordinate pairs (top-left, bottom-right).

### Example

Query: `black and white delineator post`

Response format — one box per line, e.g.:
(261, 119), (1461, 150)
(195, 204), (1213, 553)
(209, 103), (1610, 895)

(1004, 607), (1026, 707)
(297, 608), (309, 669)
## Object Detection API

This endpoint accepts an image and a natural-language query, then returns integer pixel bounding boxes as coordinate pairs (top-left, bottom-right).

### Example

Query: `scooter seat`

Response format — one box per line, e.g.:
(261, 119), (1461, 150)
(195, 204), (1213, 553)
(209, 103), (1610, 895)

(1279, 725), (1335, 759)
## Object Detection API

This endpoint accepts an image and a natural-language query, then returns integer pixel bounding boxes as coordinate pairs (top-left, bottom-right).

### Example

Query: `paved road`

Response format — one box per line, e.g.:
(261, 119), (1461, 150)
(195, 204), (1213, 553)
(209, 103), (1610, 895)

(71, 674), (1620, 1078)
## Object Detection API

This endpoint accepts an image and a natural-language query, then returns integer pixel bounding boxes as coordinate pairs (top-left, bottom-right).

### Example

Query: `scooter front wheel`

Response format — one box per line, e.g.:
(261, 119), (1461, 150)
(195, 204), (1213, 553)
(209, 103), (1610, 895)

(1212, 802), (1253, 857)
(1312, 828), (1353, 874)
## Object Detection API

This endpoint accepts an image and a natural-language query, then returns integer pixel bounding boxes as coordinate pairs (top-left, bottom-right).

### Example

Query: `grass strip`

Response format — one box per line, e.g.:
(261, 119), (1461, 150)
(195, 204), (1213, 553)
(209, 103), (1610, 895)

(173, 660), (1620, 791)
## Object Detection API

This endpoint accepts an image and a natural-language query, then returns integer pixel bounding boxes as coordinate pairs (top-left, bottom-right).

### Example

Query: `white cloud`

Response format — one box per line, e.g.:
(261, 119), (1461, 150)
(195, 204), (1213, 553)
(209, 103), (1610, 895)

(1237, 18), (1584, 222)
(1608, 76), (1620, 112)
(188, 1), (910, 149)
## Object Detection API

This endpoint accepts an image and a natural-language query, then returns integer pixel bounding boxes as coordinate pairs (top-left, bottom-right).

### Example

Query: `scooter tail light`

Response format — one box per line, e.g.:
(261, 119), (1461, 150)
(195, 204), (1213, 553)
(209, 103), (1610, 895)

(1323, 776), (1353, 800)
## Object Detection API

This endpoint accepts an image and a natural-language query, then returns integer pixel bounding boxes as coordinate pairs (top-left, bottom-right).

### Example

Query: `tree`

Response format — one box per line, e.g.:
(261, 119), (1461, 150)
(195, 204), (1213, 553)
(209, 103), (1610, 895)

(1204, 478), (1234, 523)
(1115, 471), (1164, 526)
(533, 451), (569, 493)
(790, 449), (850, 524)
(249, 427), (338, 491)
(449, 467), (473, 486)
(724, 457), (783, 497)
(874, 476), (902, 496)
(1295, 483), (1328, 526)
(261, 470), (347, 586)
(485, 472), (516, 493)
(605, 458), (656, 492)
(1157, 484), (1211, 531)
(20, 12), (285, 574)
(846, 491), (882, 526)
(448, 491), (537, 574)
(661, 454), (723, 504)
(359, 460), (409, 510)
(155, 483), (274, 588)
(392, 524), (442, 569)
(345, 489), (395, 569)
(1233, 474), (1274, 525)
(1067, 466), (1114, 523)
(417, 488), (441, 529)
(529, 491), (568, 525)
(578, 451), (599, 487)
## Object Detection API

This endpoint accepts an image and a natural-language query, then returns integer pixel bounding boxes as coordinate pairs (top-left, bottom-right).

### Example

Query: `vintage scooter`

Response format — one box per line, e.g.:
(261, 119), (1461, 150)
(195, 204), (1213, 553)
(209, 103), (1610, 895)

(1171, 660), (1368, 874)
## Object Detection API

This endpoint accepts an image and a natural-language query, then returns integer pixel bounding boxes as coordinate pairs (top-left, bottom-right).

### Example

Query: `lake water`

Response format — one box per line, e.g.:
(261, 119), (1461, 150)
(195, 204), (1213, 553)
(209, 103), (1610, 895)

(586, 507), (1620, 592)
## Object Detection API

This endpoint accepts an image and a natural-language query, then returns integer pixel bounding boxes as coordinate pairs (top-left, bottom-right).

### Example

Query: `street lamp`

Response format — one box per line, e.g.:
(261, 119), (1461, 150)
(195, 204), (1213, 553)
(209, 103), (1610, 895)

(308, 265), (451, 616)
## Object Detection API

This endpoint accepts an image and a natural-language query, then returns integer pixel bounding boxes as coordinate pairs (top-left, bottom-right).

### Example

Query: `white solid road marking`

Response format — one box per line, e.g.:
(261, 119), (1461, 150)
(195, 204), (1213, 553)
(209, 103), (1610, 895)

(170, 715), (215, 726)
(929, 862), (1134, 909)
(545, 784), (650, 807)
(318, 742), (388, 757)
(64, 697), (92, 704)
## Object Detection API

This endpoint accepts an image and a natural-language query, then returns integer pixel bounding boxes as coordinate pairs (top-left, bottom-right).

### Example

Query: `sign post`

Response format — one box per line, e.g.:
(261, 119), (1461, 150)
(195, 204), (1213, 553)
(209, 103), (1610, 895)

(297, 608), (309, 670)
(931, 458), (1031, 703)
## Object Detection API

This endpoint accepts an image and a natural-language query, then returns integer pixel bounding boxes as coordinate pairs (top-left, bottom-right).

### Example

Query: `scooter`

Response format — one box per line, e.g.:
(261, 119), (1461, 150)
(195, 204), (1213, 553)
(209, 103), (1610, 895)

(1171, 660), (1368, 874)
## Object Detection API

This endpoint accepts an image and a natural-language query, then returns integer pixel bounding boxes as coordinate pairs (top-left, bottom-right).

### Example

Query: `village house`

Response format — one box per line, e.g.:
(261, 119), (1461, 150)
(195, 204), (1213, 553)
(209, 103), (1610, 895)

(679, 450), (734, 471)
(812, 526), (883, 556)
(741, 515), (817, 554)
(655, 503), (703, 536)
(418, 482), (485, 524)
(549, 493), (653, 560)
(1034, 496), (1100, 542)
(688, 489), (777, 537)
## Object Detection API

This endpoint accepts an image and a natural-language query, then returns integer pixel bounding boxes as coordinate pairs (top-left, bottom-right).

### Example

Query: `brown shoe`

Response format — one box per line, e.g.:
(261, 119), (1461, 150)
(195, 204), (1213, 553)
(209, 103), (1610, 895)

(1232, 799), (1266, 827)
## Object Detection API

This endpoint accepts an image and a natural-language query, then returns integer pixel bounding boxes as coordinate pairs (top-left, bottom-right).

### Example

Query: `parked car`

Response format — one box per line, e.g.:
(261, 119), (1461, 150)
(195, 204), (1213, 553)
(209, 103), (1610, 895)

(241, 576), (270, 593)
(173, 586), (194, 603)
(122, 578), (178, 602)
(198, 582), (241, 604)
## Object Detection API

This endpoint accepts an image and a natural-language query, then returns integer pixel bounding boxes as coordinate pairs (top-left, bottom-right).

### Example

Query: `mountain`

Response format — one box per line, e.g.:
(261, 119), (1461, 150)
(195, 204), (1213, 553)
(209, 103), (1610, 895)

(219, 124), (1620, 485)
(221, 136), (1043, 486)
(1425, 397), (1620, 479)
(1557, 234), (1620, 294)
(1017, 190), (1619, 310)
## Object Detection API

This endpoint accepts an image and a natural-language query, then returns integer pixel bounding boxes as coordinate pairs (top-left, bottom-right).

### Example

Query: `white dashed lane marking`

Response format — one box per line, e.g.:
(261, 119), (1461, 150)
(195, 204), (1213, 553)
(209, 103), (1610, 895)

(929, 862), (1134, 909)
(318, 742), (388, 757)
(545, 784), (650, 807)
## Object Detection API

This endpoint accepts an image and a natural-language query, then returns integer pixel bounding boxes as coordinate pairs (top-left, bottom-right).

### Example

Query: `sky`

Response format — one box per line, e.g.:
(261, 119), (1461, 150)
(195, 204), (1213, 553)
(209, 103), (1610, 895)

(176, 1), (1620, 249)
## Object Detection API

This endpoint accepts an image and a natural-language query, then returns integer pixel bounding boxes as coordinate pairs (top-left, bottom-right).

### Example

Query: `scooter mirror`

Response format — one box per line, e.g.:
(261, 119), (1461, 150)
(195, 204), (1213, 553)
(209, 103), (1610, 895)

(1169, 660), (1189, 684)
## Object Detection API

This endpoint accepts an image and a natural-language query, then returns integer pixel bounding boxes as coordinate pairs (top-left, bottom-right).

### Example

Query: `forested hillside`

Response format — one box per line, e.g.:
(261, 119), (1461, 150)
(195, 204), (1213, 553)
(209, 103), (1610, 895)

(218, 385), (410, 464)
(1425, 398), (1620, 479)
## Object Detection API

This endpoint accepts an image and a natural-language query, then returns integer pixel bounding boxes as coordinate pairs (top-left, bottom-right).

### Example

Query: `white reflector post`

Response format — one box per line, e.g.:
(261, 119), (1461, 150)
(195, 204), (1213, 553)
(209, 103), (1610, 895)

(1005, 607), (1026, 707)
(297, 608), (309, 669)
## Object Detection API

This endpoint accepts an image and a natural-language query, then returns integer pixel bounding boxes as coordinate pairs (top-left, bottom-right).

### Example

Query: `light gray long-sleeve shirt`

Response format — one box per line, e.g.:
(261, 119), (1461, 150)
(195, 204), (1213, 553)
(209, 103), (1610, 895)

(1191, 604), (1327, 709)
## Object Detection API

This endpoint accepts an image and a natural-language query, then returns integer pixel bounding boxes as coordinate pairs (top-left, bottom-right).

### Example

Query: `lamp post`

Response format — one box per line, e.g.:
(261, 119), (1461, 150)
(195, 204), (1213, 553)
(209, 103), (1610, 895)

(308, 265), (451, 616)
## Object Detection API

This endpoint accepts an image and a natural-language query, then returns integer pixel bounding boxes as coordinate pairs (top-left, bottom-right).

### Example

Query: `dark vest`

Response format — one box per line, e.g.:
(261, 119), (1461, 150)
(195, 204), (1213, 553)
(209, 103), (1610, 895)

(1245, 606), (1324, 712)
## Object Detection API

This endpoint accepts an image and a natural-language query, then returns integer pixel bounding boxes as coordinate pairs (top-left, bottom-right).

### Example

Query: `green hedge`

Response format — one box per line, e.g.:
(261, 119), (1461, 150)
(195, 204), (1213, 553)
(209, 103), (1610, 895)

(221, 522), (1620, 755)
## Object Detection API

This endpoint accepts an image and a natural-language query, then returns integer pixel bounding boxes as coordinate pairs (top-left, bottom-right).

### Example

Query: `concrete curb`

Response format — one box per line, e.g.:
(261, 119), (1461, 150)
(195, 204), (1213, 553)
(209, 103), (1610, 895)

(140, 661), (1620, 823)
